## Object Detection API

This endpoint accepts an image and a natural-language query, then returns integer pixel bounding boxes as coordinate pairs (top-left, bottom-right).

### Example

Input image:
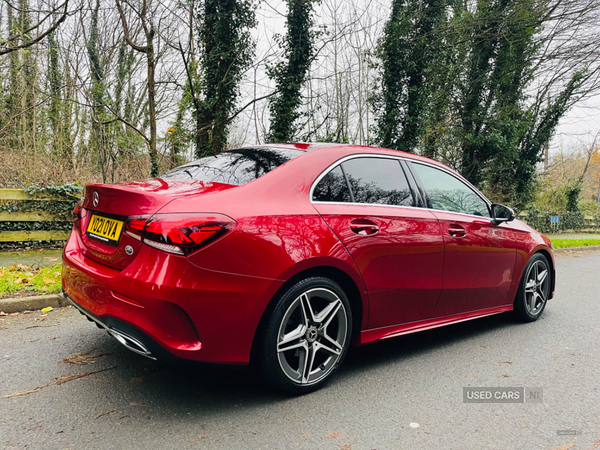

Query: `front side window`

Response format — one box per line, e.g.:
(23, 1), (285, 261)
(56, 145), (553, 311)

(411, 163), (490, 217)
(160, 147), (303, 185)
(341, 157), (414, 207)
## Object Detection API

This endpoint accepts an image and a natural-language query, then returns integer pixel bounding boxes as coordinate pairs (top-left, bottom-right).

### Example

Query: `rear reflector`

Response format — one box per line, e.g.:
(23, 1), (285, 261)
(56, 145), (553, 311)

(125, 213), (236, 255)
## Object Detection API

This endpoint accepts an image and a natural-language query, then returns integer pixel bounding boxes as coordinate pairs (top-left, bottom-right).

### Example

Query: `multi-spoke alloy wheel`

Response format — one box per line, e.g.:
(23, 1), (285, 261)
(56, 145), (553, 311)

(277, 288), (348, 385)
(259, 277), (352, 394)
(515, 254), (551, 322)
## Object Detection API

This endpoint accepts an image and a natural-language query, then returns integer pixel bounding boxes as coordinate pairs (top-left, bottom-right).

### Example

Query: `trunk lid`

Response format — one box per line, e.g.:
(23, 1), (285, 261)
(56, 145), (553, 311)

(77, 179), (235, 269)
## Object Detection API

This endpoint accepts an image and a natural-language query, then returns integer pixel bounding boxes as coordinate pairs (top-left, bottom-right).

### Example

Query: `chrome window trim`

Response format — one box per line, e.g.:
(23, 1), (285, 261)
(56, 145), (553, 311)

(309, 153), (493, 222)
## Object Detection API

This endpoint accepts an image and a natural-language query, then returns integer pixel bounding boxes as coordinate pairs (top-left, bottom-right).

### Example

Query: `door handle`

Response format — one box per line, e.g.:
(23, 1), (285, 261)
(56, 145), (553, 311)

(448, 224), (467, 238)
(350, 219), (379, 235)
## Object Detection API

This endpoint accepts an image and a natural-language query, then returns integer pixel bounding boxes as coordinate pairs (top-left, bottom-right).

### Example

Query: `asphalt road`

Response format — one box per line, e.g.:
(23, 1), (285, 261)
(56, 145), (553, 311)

(1, 251), (599, 450)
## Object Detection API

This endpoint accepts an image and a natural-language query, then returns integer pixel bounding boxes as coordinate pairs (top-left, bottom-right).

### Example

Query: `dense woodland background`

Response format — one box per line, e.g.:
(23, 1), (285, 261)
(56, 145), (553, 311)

(2, 0), (600, 213)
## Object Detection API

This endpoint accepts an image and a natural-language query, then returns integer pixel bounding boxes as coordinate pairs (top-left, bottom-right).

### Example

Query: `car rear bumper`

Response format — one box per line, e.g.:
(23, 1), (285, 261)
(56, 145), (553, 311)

(62, 228), (284, 364)
(63, 290), (172, 361)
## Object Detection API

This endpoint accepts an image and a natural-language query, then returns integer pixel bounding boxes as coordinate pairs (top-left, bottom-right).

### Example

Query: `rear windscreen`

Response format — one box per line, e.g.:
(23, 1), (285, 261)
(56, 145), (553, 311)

(160, 147), (304, 185)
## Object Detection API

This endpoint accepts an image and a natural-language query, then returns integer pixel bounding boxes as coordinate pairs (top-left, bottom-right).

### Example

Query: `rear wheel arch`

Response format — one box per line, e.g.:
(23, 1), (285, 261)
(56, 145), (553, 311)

(250, 265), (364, 366)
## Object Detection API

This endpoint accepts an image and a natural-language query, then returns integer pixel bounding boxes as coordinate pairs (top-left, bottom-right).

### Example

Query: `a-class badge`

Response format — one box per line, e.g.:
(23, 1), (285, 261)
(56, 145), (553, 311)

(92, 191), (99, 207)
(124, 245), (134, 255)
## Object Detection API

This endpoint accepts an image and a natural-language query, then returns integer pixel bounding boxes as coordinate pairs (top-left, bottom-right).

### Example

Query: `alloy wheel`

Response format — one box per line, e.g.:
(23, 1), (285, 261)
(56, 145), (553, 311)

(276, 287), (348, 385)
(524, 259), (550, 315)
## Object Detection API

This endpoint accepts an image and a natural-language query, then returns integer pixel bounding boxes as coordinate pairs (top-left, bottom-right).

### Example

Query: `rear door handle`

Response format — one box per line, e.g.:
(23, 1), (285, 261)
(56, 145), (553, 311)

(448, 224), (466, 238)
(350, 219), (379, 235)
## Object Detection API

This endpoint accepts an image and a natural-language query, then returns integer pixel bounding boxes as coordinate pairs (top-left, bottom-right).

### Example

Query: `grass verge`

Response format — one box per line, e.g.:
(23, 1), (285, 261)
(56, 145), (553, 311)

(0, 263), (62, 298)
(550, 238), (600, 249)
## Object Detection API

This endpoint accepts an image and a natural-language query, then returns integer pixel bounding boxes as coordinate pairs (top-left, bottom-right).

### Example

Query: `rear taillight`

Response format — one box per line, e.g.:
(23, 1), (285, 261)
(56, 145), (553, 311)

(72, 201), (86, 222)
(125, 213), (236, 255)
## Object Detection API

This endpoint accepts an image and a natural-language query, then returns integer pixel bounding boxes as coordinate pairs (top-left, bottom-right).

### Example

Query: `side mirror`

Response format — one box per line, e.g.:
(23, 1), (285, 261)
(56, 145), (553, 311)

(491, 204), (515, 225)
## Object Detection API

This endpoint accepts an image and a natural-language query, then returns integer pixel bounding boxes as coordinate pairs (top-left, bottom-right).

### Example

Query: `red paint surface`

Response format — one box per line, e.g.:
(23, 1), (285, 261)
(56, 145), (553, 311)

(63, 143), (554, 364)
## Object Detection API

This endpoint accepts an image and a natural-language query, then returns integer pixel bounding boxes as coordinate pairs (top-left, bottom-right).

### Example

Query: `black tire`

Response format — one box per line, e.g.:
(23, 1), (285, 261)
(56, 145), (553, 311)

(514, 253), (551, 322)
(258, 277), (353, 395)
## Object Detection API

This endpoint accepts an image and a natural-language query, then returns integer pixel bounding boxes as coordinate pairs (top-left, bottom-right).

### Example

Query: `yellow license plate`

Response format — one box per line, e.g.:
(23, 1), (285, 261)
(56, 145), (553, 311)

(86, 215), (124, 245)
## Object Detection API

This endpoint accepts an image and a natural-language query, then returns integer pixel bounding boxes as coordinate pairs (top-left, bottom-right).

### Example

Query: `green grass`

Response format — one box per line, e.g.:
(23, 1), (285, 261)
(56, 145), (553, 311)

(549, 238), (600, 249)
(0, 263), (62, 297)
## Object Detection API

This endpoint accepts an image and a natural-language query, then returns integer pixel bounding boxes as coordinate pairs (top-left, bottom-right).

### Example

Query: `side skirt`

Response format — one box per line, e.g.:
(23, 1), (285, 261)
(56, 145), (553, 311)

(359, 304), (513, 345)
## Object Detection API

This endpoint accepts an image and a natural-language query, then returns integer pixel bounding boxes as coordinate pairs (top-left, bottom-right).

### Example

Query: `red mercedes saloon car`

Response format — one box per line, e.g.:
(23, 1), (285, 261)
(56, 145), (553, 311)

(62, 143), (555, 394)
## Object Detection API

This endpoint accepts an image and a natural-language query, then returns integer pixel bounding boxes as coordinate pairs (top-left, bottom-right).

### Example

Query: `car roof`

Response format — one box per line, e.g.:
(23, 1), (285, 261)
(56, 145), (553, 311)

(251, 142), (445, 168)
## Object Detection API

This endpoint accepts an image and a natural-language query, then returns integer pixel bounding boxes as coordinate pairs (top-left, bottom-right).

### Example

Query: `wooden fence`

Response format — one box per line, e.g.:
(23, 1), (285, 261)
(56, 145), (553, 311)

(0, 189), (72, 242)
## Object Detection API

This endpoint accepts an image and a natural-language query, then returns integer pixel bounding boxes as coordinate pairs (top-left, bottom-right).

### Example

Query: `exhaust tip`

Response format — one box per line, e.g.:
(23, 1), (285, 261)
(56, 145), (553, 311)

(63, 290), (157, 361)
(107, 328), (156, 360)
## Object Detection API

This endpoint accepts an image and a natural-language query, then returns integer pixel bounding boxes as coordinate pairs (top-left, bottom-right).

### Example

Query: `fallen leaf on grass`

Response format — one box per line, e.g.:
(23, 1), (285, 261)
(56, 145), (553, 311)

(3, 366), (115, 398)
(42, 277), (56, 284)
(189, 434), (206, 443)
(48, 258), (59, 262)
(94, 409), (117, 420)
(60, 350), (111, 365)
(0, 269), (4, 277)
(327, 431), (341, 439)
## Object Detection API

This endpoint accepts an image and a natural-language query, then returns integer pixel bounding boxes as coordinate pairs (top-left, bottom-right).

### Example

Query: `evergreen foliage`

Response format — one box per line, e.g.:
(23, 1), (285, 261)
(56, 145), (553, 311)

(373, 0), (587, 207)
(267, 0), (317, 143)
(195, 0), (257, 157)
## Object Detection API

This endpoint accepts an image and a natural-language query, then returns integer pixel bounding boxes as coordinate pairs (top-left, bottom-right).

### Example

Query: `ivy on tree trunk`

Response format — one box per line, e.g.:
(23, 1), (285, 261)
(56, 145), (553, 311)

(268, 0), (317, 143)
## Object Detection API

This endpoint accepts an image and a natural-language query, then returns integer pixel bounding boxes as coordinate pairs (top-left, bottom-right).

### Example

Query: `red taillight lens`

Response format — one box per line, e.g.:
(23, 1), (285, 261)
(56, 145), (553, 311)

(72, 201), (86, 222)
(125, 214), (236, 255)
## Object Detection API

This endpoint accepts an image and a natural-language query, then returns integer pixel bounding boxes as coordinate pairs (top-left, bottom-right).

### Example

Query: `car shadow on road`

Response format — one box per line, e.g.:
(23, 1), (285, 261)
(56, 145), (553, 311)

(89, 309), (539, 414)
(342, 310), (527, 373)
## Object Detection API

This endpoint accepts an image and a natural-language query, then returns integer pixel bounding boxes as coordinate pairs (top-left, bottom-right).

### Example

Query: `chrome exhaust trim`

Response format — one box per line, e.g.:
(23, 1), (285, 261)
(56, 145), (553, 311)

(62, 291), (156, 360)
(107, 328), (156, 360)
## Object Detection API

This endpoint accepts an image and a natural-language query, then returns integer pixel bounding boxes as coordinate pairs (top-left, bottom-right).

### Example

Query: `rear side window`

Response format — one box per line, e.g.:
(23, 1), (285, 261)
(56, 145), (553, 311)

(341, 157), (414, 206)
(160, 147), (303, 185)
(411, 162), (490, 217)
(312, 165), (352, 202)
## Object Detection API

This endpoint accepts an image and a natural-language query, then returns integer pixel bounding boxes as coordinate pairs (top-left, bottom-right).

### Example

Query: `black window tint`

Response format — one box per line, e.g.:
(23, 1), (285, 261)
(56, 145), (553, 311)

(341, 157), (414, 206)
(411, 163), (490, 217)
(312, 165), (352, 202)
(160, 147), (303, 185)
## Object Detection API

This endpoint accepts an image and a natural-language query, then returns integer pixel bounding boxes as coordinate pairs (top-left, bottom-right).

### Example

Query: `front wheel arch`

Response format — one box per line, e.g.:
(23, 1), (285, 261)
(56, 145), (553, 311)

(535, 248), (555, 298)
